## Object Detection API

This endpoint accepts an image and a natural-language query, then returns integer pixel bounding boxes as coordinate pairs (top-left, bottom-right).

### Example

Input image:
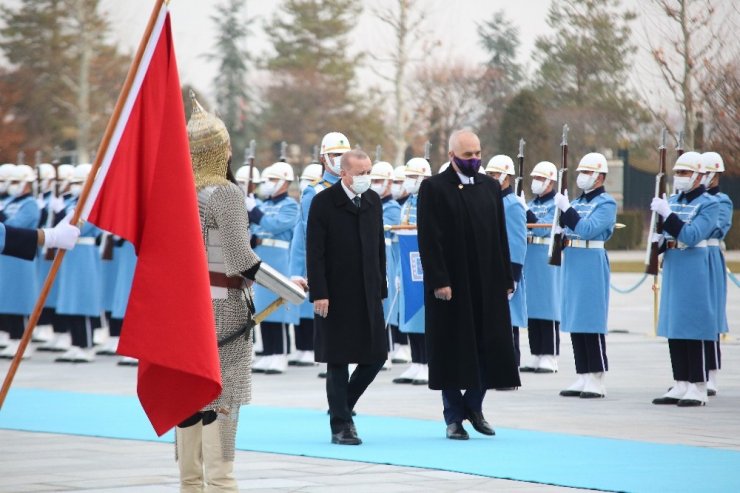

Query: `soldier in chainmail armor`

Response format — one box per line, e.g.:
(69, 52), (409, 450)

(175, 92), (261, 493)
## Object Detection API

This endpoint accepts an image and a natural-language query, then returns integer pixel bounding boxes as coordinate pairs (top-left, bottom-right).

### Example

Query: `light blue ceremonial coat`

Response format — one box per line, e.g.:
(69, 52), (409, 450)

(707, 188), (732, 334)
(35, 192), (59, 309)
(525, 192), (561, 321)
(396, 193), (425, 334)
(658, 188), (720, 341)
(0, 194), (40, 315)
(381, 195), (401, 325)
(502, 188), (528, 328)
(560, 188), (616, 334)
(0, 223), (4, 251)
(289, 171), (339, 320)
(111, 240), (137, 320)
(252, 193), (300, 324)
(55, 198), (103, 317)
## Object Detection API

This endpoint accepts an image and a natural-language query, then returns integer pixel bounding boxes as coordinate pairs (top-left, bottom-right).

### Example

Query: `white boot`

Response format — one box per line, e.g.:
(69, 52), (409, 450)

(652, 380), (688, 405)
(251, 355), (271, 373)
(559, 374), (586, 397)
(73, 347), (95, 363)
(55, 346), (78, 363)
(32, 324), (53, 343)
(520, 355), (540, 372)
(0, 331), (9, 348)
(0, 340), (30, 360)
(707, 370), (718, 396)
(50, 332), (72, 352)
(117, 356), (139, 366)
(96, 336), (119, 356)
(580, 372), (606, 398)
(202, 420), (238, 493)
(536, 355), (559, 373)
(678, 382), (708, 407)
(265, 354), (287, 375)
(391, 344), (411, 364)
(393, 363), (420, 384)
(412, 364), (428, 385)
(288, 350), (303, 365)
(297, 350), (317, 367)
(382, 355), (393, 371)
(92, 327), (107, 346)
(176, 422), (205, 493)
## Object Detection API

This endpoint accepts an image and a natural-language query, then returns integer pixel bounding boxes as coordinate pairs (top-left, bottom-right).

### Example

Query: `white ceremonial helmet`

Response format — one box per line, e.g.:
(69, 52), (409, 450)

(438, 161), (450, 174)
(37, 163), (56, 180)
(485, 155), (515, 176)
(370, 161), (394, 180)
(404, 157), (432, 177)
(301, 163), (323, 181)
(56, 164), (75, 182)
(71, 163), (93, 183)
(320, 132), (351, 156)
(393, 165), (407, 181)
(530, 161), (558, 180)
(700, 152), (724, 173)
(0, 163), (17, 181)
(262, 161), (295, 182)
(11, 164), (36, 183)
(577, 153), (609, 174)
(235, 165), (261, 184)
(673, 151), (703, 173)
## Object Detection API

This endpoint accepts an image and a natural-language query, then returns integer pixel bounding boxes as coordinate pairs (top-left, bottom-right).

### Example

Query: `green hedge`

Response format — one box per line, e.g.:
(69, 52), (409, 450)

(608, 210), (644, 250)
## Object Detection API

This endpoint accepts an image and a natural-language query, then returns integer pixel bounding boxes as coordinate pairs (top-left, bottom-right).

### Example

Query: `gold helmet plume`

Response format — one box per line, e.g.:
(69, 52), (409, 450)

(187, 90), (230, 188)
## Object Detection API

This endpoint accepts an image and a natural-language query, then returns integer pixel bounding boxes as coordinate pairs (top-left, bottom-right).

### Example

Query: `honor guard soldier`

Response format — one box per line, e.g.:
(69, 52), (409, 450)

(0, 163), (14, 203)
(33, 163), (59, 343)
(387, 164), (411, 363)
(299, 163), (323, 193)
(369, 161), (401, 368)
(289, 132), (352, 378)
(700, 151), (732, 396)
(392, 165), (410, 206)
(235, 164), (261, 200)
(393, 157), (432, 385)
(485, 155), (528, 371)
(0, 165), (41, 359)
(52, 164), (104, 363)
(555, 152), (616, 399)
(651, 151), (719, 407)
(248, 162), (300, 375)
(522, 161), (561, 373)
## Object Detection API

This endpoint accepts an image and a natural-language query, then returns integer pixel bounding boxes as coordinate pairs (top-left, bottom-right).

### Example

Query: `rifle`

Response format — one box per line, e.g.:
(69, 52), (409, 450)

(676, 130), (685, 158)
(515, 138), (526, 197)
(245, 139), (256, 194)
(312, 145), (320, 164)
(375, 145), (382, 163)
(279, 141), (288, 163)
(644, 128), (667, 276)
(424, 140), (431, 163)
(548, 124), (569, 266)
(34, 150), (42, 198)
(17, 150), (25, 165)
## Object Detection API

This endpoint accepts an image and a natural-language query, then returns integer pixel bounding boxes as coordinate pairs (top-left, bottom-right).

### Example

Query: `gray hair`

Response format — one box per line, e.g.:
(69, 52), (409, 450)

(340, 149), (370, 170)
(448, 128), (478, 152)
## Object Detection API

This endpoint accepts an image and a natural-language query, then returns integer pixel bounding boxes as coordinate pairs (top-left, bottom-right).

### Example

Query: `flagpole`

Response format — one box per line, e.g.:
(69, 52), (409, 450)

(0, 0), (168, 409)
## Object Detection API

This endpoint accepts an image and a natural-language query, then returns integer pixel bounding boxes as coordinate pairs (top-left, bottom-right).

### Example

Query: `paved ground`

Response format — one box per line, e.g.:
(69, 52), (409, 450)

(2, 272), (740, 492)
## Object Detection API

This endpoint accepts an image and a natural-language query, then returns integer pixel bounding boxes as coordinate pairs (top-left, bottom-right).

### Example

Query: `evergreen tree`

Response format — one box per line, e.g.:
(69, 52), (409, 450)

(499, 90), (550, 186)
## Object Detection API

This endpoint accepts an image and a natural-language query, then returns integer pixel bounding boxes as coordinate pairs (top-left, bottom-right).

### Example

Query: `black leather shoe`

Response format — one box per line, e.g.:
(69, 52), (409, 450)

(708, 389), (717, 397)
(534, 367), (556, 374)
(559, 389), (582, 397)
(466, 411), (495, 436)
(652, 396), (680, 405)
(317, 371), (327, 379)
(579, 391), (605, 399)
(446, 422), (469, 440)
(392, 377), (413, 384)
(519, 366), (536, 373)
(331, 427), (362, 445)
(677, 398), (705, 407)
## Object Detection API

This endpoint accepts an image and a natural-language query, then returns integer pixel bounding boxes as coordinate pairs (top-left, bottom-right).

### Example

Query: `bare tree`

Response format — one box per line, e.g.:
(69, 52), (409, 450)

(702, 61), (740, 173)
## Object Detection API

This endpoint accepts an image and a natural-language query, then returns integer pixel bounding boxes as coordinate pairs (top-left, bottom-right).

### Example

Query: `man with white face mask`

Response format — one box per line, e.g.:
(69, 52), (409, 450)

(555, 152), (616, 399)
(392, 157), (432, 386)
(369, 161), (401, 369)
(485, 155), (528, 373)
(0, 163), (15, 204)
(391, 165), (409, 205)
(522, 161), (562, 374)
(306, 149), (387, 445)
(248, 162), (300, 375)
(650, 151), (719, 407)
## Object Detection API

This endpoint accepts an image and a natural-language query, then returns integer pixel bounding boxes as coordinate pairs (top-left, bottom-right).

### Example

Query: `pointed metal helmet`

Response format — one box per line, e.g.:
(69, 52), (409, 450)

(187, 90), (231, 188)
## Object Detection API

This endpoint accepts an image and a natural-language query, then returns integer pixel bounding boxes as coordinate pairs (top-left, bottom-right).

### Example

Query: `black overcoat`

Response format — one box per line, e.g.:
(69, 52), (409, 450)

(417, 167), (521, 390)
(306, 181), (388, 364)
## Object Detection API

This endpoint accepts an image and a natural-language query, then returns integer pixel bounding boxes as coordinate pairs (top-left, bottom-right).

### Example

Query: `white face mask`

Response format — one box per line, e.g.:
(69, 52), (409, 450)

(403, 177), (420, 195)
(576, 172), (598, 191)
(700, 172), (714, 188)
(7, 183), (22, 197)
(531, 179), (548, 196)
(673, 173), (697, 193)
(391, 182), (404, 199)
(260, 180), (278, 198)
(370, 182), (385, 196)
(325, 154), (342, 174)
(351, 174), (371, 195)
(255, 183), (269, 199)
(497, 174), (508, 186)
(299, 179), (311, 192)
(0, 182), (7, 194)
(70, 184), (82, 197)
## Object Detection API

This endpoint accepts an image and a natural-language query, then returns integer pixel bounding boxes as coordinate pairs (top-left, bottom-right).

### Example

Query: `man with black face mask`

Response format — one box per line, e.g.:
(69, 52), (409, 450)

(417, 129), (520, 440)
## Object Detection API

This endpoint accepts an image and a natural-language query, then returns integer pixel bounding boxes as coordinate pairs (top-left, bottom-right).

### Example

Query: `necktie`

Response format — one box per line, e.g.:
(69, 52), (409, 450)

(353, 196), (361, 208)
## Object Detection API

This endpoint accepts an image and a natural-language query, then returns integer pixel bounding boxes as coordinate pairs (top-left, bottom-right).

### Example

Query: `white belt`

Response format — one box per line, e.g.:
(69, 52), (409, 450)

(384, 238), (392, 246)
(528, 237), (551, 245)
(76, 237), (96, 246)
(707, 239), (721, 247)
(567, 239), (604, 249)
(259, 238), (290, 249)
(666, 239), (707, 249)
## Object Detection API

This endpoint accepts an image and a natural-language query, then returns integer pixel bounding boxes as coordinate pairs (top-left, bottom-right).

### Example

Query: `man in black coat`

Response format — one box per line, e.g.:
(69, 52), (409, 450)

(306, 148), (387, 445)
(417, 129), (521, 440)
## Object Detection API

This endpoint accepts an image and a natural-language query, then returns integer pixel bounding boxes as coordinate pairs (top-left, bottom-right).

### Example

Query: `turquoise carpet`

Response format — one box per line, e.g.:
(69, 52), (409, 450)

(1, 388), (738, 492)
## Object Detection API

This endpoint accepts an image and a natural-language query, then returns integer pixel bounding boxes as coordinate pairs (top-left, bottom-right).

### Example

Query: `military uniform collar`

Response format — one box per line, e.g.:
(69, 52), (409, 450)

(10, 192), (33, 203)
(580, 186), (605, 202)
(707, 185), (720, 196)
(323, 170), (340, 184)
(535, 190), (556, 203)
(381, 194), (393, 203)
(267, 192), (288, 203)
(501, 186), (513, 197)
(679, 185), (705, 203)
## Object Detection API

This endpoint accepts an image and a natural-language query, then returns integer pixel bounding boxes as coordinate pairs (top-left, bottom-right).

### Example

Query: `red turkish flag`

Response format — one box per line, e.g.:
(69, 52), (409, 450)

(83, 7), (221, 436)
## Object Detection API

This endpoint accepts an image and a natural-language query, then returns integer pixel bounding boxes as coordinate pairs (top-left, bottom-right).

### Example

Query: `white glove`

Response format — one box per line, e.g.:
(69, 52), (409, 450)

(245, 194), (257, 212)
(508, 281), (518, 301)
(36, 197), (47, 210)
(553, 225), (564, 235)
(554, 191), (570, 212)
(650, 232), (664, 244)
(43, 213), (80, 250)
(650, 195), (671, 219)
(516, 194), (528, 211)
(50, 196), (66, 213)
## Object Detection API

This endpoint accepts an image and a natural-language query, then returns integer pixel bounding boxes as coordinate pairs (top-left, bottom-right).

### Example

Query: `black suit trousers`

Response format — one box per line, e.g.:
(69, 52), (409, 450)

(326, 361), (384, 433)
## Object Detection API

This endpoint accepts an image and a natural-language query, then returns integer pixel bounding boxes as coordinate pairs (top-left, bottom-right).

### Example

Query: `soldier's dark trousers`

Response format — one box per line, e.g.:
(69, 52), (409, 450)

(56, 314), (93, 348)
(669, 339), (707, 383)
(326, 361), (384, 433)
(571, 333), (608, 373)
(260, 321), (290, 356)
(527, 318), (560, 355)
(295, 318), (314, 351)
(408, 333), (427, 364)
(704, 337), (721, 372)
(109, 317), (124, 338)
(513, 327), (520, 367)
(0, 314), (25, 340)
(390, 324), (408, 345)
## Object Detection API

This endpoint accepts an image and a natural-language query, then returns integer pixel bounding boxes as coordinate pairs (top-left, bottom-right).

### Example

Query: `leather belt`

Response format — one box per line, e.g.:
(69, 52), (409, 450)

(254, 238), (290, 249)
(209, 271), (247, 290)
(527, 237), (551, 245)
(566, 239), (604, 249)
(666, 240), (707, 250)
(76, 237), (96, 246)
